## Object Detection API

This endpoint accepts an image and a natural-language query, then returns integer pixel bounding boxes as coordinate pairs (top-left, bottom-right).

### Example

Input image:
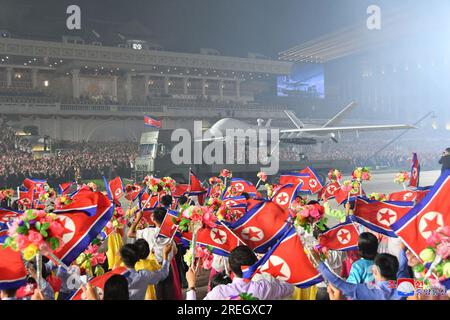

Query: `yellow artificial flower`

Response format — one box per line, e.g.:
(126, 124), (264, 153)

(23, 244), (39, 260)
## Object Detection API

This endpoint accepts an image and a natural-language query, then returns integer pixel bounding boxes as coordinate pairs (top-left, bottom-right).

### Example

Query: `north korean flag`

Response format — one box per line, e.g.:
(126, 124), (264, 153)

(271, 183), (303, 211)
(300, 167), (324, 194)
(144, 115), (162, 129)
(189, 170), (206, 205)
(0, 208), (20, 237)
(222, 195), (248, 207)
(22, 178), (46, 192)
(352, 197), (415, 237)
(69, 267), (131, 300)
(173, 184), (189, 198)
(318, 218), (359, 251)
(188, 170), (206, 194)
(0, 238), (28, 290)
(279, 172), (311, 194)
(59, 181), (76, 195)
(181, 223), (241, 256)
(138, 191), (159, 211)
(158, 210), (180, 238)
(53, 191), (114, 266)
(388, 188), (430, 203)
(391, 170), (450, 260)
(409, 153), (420, 188)
(243, 226), (322, 288)
(223, 178), (257, 198)
(18, 186), (34, 208)
(107, 176), (125, 201)
(318, 181), (341, 201)
(125, 184), (142, 201)
(229, 200), (292, 253)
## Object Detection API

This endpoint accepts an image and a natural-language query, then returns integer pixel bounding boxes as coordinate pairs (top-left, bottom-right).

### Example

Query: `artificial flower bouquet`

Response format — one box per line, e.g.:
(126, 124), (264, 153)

(352, 167), (372, 181)
(328, 169), (342, 182)
(2, 209), (67, 260)
(368, 192), (387, 201)
(394, 171), (410, 184)
(291, 203), (327, 234)
(75, 244), (106, 277)
(183, 246), (214, 270)
(415, 226), (450, 289)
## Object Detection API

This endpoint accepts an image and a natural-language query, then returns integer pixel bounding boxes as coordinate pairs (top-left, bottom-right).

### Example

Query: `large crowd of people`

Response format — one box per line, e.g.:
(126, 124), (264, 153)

(0, 119), (136, 188)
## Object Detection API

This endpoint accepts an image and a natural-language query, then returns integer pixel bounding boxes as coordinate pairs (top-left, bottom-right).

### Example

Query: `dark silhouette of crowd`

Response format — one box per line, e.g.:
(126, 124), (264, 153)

(0, 119), (137, 188)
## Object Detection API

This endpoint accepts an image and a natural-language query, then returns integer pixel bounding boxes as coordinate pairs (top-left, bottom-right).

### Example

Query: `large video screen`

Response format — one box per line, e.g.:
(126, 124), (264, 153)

(277, 63), (325, 98)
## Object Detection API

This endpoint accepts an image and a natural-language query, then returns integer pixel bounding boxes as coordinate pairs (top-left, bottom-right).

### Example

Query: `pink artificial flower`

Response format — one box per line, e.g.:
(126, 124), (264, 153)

(91, 256), (98, 266)
(257, 171), (267, 182)
(438, 226), (450, 237)
(85, 244), (98, 255)
(299, 208), (310, 218)
(49, 221), (65, 238)
(96, 253), (106, 265)
(341, 185), (352, 192)
(190, 212), (203, 222)
(203, 256), (213, 270)
(17, 234), (30, 250)
(220, 169), (231, 178)
(195, 246), (206, 258)
(28, 230), (44, 245)
(309, 207), (321, 219)
(202, 209), (217, 228)
(39, 242), (51, 255)
(426, 231), (442, 247)
(35, 210), (47, 219)
(361, 172), (370, 180)
(436, 242), (450, 259)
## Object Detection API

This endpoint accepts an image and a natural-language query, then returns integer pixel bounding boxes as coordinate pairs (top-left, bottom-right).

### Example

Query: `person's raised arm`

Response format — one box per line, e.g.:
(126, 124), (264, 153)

(142, 243), (172, 285)
(127, 209), (143, 239)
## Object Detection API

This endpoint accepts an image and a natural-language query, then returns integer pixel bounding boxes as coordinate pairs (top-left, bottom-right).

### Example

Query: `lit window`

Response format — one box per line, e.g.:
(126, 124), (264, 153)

(44, 80), (49, 87)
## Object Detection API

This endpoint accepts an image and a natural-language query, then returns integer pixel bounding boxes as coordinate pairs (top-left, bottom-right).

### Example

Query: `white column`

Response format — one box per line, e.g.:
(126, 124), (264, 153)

(219, 79), (224, 99)
(183, 77), (188, 95)
(144, 75), (149, 97)
(6, 67), (12, 87)
(236, 80), (241, 98)
(164, 76), (169, 95)
(31, 69), (38, 89)
(201, 78), (206, 96)
(72, 69), (80, 99)
(126, 73), (132, 102)
(112, 76), (118, 99)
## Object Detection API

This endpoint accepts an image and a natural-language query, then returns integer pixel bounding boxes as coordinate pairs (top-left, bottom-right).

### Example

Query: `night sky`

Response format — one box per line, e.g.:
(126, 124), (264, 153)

(0, 0), (437, 57)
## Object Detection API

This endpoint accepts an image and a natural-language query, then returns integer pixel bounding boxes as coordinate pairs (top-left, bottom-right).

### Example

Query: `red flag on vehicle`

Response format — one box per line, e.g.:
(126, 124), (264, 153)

(144, 115), (162, 129)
